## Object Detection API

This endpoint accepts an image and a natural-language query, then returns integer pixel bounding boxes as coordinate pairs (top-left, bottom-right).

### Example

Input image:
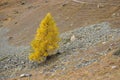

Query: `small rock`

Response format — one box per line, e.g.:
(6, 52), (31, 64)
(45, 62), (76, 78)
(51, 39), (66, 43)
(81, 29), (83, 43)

(20, 73), (32, 78)
(102, 42), (106, 44)
(70, 35), (76, 42)
(4, 65), (8, 69)
(65, 17), (69, 20)
(21, 61), (25, 64)
(107, 48), (112, 52)
(112, 13), (116, 17)
(112, 13), (119, 17)
(95, 26), (101, 31)
(15, 22), (18, 24)
(97, 3), (104, 8)
(62, 3), (67, 7)
(111, 66), (117, 69)
(110, 43), (113, 46)
(45, 0), (48, 3)
(21, 2), (25, 5)
(72, 0), (86, 4)
(8, 36), (13, 40)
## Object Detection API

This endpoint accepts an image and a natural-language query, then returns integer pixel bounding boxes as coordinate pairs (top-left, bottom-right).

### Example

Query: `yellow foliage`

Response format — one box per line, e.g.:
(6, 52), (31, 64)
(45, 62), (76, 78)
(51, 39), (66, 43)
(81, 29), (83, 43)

(29, 13), (60, 62)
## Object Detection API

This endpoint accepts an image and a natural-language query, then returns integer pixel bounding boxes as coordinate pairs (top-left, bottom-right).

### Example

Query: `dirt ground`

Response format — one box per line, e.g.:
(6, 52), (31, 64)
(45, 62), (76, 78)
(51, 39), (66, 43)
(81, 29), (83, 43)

(8, 39), (120, 80)
(0, 0), (120, 80)
(0, 0), (120, 46)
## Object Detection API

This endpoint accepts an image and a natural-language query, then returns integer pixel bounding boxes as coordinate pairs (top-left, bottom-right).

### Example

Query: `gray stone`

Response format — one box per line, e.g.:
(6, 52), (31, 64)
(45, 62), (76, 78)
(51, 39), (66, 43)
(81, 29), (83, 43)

(20, 73), (32, 78)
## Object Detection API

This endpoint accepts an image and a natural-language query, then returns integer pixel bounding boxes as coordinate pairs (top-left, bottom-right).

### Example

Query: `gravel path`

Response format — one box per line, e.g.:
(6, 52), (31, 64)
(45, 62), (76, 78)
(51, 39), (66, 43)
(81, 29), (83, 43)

(0, 22), (120, 79)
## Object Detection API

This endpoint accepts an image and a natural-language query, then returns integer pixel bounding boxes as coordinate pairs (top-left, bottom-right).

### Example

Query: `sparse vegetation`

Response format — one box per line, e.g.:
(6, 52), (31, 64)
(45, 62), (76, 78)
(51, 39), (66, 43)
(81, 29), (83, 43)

(29, 13), (60, 62)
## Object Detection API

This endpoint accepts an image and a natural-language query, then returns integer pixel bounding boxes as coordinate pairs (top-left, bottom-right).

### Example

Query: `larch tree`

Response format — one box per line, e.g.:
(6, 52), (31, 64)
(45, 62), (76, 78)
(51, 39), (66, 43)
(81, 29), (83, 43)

(29, 13), (60, 62)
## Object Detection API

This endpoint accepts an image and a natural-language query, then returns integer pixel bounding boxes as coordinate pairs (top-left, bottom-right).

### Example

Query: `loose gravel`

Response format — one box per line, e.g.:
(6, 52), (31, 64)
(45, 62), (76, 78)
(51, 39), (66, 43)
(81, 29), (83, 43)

(59, 22), (120, 53)
(0, 22), (120, 79)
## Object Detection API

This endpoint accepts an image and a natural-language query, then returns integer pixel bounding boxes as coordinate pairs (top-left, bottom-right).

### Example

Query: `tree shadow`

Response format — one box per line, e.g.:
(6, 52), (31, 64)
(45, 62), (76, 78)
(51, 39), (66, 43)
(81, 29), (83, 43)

(39, 51), (61, 66)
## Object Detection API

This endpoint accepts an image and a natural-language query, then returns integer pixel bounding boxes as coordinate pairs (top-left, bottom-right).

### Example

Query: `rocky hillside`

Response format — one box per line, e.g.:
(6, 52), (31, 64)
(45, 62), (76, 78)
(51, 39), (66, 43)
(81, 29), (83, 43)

(0, 0), (120, 80)
(0, 22), (120, 80)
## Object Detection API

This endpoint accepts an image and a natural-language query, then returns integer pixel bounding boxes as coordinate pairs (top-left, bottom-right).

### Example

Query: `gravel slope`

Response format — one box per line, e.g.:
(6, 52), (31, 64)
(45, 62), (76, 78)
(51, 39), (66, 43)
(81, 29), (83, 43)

(0, 22), (120, 80)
